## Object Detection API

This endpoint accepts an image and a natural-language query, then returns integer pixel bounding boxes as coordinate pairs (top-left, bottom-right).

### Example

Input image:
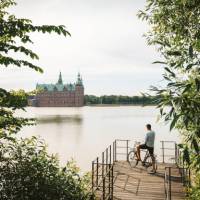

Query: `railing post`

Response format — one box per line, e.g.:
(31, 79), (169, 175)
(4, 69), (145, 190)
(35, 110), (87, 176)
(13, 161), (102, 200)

(161, 141), (165, 163)
(110, 145), (112, 165)
(126, 140), (129, 161)
(92, 161), (94, 192)
(102, 152), (105, 199)
(103, 176), (105, 200)
(111, 165), (114, 200)
(102, 151), (104, 181)
(96, 157), (99, 187)
(188, 169), (191, 187)
(108, 164), (111, 198)
(113, 142), (115, 163)
(169, 167), (172, 200)
(177, 145), (180, 166)
(115, 140), (117, 161)
(106, 148), (108, 173)
(164, 169), (167, 198)
(175, 143), (178, 165)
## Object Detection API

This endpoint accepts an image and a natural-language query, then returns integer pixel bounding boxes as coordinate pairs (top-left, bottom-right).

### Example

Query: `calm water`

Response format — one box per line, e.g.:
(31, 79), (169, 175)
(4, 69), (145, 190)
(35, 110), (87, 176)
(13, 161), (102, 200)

(18, 106), (179, 171)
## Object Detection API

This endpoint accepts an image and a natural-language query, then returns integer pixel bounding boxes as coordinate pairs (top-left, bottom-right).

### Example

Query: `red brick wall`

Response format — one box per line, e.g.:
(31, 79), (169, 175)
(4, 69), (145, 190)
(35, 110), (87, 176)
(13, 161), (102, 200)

(35, 87), (84, 107)
(75, 85), (84, 107)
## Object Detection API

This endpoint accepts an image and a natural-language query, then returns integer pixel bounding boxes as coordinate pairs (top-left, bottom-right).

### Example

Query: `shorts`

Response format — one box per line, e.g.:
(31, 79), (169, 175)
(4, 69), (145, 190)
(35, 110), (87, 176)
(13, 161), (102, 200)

(139, 143), (154, 155)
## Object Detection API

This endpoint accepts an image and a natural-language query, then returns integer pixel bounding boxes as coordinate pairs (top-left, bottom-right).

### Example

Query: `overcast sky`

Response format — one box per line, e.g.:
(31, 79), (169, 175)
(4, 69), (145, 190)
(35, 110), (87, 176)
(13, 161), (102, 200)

(1, 0), (163, 95)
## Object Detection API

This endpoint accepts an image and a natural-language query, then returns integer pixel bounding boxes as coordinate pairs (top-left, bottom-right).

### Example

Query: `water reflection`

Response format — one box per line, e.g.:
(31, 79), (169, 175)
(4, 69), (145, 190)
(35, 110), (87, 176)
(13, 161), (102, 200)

(36, 115), (83, 124)
(18, 106), (180, 171)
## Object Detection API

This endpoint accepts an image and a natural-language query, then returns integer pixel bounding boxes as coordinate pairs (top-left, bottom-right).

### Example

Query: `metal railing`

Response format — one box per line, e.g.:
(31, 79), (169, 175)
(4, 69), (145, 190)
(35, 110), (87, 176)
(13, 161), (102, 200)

(92, 139), (191, 200)
(113, 139), (130, 162)
(164, 167), (172, 200)
(164, 166), (191, 200)
(163, 141), (191, 200)
(92, 139), (129, 200)
(160, 141), (177, 163)
(175, 144), (191, 187)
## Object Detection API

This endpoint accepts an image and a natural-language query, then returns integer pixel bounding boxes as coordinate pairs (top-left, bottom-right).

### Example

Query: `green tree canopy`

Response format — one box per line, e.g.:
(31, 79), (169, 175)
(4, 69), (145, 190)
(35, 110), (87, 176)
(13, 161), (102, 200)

(0, 0), (70, 138)
(139, 0), (200, 197)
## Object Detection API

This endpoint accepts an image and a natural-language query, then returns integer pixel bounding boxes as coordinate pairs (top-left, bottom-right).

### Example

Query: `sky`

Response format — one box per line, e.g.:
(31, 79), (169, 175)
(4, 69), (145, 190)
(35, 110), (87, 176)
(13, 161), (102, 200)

(1, 0), (164, 95)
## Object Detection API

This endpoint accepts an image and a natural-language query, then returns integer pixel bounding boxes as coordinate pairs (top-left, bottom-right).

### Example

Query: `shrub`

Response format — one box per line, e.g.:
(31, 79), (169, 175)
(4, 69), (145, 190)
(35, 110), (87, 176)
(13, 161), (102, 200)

(0, 137), (94, 200)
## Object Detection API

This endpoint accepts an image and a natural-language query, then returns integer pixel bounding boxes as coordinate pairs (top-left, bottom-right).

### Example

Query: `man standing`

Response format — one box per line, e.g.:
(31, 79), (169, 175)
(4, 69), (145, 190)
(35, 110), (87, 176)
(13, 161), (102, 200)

(136, 124), (156, 173)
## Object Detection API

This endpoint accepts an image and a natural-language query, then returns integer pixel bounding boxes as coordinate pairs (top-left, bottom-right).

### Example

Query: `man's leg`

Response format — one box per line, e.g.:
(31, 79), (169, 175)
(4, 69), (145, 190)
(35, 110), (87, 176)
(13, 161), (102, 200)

(136, 145), (141, 161)
(136, 144), (147, 161)
(149, 147), (156, 173)
(151, 155), (156, 172)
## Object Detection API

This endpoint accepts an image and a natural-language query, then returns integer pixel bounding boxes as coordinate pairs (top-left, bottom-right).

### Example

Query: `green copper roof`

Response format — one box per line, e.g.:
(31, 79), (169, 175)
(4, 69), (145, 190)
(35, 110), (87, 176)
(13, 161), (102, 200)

(36, 72), (83, 92)
(36, 83), (75, 92)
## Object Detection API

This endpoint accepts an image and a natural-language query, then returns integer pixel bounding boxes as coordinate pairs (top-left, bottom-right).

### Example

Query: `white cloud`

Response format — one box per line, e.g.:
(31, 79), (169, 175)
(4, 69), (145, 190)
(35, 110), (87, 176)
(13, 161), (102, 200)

(0, 0), (163, 95)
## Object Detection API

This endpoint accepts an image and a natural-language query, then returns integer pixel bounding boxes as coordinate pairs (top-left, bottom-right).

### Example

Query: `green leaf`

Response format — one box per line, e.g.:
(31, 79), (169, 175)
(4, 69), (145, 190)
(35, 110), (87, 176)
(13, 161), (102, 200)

(189, 45), (193, 58)
(182, 84), (191, 93)
(186, 63), (196, 70)
(164, 75), (171, 81)
(195, 78), (200, 91)
(167, 51), (182, 56)
(192, 139), (199, 154)
(183, 147), (190, 165)
(195, 131), (200, 138)
(164, 67), (176, 77)
(170, 114), (180, 131)
(178, 144), (184, 149)
(152, 61), (167, 64)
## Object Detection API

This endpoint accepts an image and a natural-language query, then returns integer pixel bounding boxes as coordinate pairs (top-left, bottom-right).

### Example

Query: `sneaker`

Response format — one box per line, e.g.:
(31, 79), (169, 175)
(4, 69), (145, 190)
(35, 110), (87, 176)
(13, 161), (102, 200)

(141, 161), (146, 166)
(148, 169), (156, 174)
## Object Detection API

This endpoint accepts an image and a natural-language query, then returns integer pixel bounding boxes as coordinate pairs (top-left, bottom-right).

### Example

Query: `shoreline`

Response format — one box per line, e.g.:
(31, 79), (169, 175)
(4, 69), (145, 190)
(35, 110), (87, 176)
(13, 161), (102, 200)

(27, 104), (157, 108)
(85, 104), (156, 107)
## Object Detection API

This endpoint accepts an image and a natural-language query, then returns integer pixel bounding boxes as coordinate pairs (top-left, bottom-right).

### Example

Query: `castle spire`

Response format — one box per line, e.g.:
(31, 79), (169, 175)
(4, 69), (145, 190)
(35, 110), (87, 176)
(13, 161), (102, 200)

(58, 71), (63, 84)
(76, 72), (83, 85)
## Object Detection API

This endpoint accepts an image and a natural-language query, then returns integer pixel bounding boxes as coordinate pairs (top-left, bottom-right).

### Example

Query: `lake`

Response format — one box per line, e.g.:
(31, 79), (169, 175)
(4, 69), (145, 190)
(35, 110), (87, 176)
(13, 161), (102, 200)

(18, 106), (179, 172)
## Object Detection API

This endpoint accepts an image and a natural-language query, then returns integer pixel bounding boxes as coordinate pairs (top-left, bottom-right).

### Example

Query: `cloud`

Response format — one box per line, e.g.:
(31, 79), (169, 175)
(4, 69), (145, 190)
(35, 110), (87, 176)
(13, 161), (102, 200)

(1, 0), (163, 95)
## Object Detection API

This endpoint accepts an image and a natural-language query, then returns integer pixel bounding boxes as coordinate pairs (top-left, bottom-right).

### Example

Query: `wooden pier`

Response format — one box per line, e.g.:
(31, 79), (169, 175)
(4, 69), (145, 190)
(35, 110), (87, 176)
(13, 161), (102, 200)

(113, 161), (185, 200)
(92, 140), (190, 200)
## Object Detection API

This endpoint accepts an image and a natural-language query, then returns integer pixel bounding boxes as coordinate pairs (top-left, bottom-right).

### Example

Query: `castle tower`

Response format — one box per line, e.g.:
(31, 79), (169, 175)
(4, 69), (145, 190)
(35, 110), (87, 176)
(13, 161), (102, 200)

(75, 72), (84, 106)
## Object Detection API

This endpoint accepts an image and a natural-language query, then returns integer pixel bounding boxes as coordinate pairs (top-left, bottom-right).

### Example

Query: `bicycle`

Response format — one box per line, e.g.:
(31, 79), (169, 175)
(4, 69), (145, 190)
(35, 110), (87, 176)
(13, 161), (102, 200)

(128, 142), (157, 172)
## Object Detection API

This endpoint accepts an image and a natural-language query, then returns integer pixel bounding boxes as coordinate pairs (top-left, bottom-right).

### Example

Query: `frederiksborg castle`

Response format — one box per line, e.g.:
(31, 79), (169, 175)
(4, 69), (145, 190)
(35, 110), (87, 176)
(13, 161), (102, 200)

(29, 72), (84, 107)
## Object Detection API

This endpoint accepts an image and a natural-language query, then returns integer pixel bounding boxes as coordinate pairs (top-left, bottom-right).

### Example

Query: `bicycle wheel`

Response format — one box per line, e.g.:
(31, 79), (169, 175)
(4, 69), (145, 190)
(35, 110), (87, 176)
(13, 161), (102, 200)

(144, 155), (152, 168)
(146, 155), (157, 172)
(128, 150), (138, 168)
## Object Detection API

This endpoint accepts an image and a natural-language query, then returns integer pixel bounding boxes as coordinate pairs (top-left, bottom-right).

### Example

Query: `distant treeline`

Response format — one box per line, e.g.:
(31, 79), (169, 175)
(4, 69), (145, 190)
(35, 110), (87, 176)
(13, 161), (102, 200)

(84, 95), (157, 105)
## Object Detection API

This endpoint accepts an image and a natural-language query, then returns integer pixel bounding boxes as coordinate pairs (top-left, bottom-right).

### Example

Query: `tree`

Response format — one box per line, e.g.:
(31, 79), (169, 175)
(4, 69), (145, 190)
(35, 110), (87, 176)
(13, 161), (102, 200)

(0, 0), (70, 138)
(139, 0), (200, 197)
(0, 1), (93, 199)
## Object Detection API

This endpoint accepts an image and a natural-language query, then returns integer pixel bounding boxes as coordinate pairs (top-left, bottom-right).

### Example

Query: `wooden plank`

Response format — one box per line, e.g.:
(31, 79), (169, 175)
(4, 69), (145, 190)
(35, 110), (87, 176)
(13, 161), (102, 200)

(112, 161), (185, 200)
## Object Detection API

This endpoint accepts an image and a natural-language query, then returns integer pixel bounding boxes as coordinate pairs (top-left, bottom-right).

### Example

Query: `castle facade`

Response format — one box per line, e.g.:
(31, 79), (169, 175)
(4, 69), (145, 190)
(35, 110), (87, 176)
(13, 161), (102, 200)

(30, 72), (84, 107)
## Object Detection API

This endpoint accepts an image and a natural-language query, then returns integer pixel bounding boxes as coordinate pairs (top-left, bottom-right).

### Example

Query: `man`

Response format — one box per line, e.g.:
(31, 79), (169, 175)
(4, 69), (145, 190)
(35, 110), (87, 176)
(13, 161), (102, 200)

(136, 124), (156, 173)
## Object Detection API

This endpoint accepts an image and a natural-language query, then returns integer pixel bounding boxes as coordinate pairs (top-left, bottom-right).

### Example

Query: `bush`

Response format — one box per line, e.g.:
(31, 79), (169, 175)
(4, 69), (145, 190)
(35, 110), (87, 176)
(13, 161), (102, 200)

(0, 137), (94, 200)
(187, 173), (200, 200)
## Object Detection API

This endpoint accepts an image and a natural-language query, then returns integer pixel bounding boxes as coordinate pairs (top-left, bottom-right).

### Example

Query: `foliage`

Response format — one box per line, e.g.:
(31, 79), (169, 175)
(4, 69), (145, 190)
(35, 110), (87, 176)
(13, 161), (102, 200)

(187, 173), (200, 200)
(0, 89), (34, 137)
(0, 0), (70, 138)
(0, 136), (93, 200)
(139, 0), (200, 197)
(84, 95), (156, 105)
(0, 1), (94, 199)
